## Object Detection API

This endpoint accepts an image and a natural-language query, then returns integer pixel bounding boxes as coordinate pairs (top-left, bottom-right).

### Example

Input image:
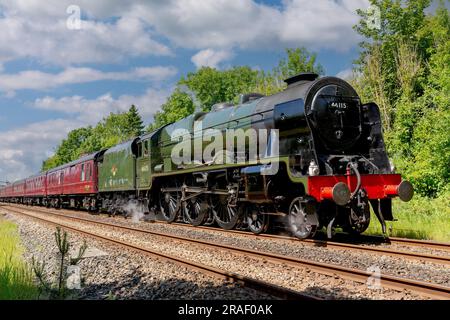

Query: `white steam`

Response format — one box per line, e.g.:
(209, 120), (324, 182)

(122, 201), (144, 223)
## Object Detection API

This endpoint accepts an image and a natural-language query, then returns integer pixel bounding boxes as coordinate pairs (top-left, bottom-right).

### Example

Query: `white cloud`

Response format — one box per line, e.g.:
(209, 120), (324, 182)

(135, 0), (370, 52)
(0, 119), (81, 181)
(33, 88), (170, 125)
(0, 87), (170, 181)
(0, 1), (173, 66)
(0, 0), (371, 68)
(191, 49), (234, 69)
(0, 66), (177, 93)
(0, 0), (377, 181)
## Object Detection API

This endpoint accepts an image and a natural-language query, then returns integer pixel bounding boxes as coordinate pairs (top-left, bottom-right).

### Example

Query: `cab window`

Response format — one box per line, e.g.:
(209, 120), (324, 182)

(143, 140), (150, 157)
(137, 142), (143, 158)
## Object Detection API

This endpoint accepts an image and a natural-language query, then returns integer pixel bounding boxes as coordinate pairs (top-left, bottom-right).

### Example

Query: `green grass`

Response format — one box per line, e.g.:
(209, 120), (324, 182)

(0, 217), (38, 299)
(365, 192), (450, 242)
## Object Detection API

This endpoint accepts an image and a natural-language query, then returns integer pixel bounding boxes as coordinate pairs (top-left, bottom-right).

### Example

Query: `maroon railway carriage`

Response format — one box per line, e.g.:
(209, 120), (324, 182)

(0, 184), (8, 199)
(24, 173), (47, 205)
(4, 183), (13, 199)
(11, 179), (26, 203)
(46, 152), (101, 210)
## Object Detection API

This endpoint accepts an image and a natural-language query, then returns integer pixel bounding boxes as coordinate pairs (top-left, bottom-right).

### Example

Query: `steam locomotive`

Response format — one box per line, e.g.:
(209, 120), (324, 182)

(0, 73), (413, 239)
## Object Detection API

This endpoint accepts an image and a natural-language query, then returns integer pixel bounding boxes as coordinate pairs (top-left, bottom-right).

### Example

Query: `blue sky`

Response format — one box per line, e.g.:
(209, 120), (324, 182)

(0, 0), (442, 181)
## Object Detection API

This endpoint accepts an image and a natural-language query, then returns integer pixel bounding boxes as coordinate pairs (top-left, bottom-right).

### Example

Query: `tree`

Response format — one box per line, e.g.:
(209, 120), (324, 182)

(353, 0), (449, 197)
(127, 105), (144, 137)
(148, 90), (195, 131)
(42, 110), (138, 170)
(42, 127), (93, 170)
(180, 66), (259, 109)
(42, 155), (62, 171)
(275, 47), (324, 79)
(354, 0), (431, 105)
(146, 66), (261, 131)
(146, 47), (324, 131)
(253, 47), (324, 95)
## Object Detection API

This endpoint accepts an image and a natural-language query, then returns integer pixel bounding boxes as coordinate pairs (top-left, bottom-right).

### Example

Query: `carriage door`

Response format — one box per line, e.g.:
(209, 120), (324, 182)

(136, 139), (151, 189)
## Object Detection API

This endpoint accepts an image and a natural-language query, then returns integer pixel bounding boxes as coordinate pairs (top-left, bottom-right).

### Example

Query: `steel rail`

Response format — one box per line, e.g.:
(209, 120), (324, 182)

(7, 203), (448, 251)
(5, 205), (450, 300)
(166, 221), (450, 253)
(5, 206), (318, 301)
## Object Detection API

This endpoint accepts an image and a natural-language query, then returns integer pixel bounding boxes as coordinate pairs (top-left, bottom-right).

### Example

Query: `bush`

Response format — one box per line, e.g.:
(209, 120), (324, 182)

(366, 190), (450, 241)
(0, 219), (37, 300)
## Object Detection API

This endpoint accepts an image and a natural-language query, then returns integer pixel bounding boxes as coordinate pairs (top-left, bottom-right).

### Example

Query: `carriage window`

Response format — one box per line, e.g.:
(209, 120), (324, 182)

(81, 164), (85, 181)
(86, 164), (91, 181)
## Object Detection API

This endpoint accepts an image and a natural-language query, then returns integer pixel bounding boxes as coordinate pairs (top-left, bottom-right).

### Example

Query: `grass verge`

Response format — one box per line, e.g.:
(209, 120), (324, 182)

(0, 217), (37, 299)
(365, 192), (450, 242)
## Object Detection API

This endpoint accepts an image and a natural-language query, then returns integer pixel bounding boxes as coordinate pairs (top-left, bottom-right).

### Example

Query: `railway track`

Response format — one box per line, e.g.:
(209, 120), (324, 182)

(160, 222), (450, 262)
(10, 204), (448, 264)
(165, 221), (450, 253)
(3, 205), (316, 301)
(4, 204), (450, 300)
(7, 203), (450, 258)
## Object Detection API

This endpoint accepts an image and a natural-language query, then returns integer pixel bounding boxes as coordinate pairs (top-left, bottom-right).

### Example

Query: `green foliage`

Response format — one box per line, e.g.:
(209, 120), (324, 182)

(354, 1), (449, 197)
(148, 67), (260, 131)
(0, 218), (37, 299)
(365, 191), (450, 241)
(43, 106), (145, 170)
(32, 227), (88, 299)
(405, 104), (449, 197)
(148, 90), (196, 131)
(127, 105), (144, 137)
(55, 227), (69, 298)
(181, 66), (259, 109)
(42, 127), (93, 170)
(254, 47), (324, 96)
(275, 47), (324, 80)
(354, 0), (431, 104)
(147, 47), (324, 130)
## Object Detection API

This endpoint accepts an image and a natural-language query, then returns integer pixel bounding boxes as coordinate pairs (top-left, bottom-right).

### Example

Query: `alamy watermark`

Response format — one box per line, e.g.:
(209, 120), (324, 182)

(66, 265), (81, 290)
(66, 5), (81, 30)
(170, 121), (280, 175)
(366, 265), (382, 290)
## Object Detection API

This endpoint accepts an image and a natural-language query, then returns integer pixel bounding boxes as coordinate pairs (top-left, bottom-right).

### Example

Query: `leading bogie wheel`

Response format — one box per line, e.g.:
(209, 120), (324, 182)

(345, 199), (371, 235)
